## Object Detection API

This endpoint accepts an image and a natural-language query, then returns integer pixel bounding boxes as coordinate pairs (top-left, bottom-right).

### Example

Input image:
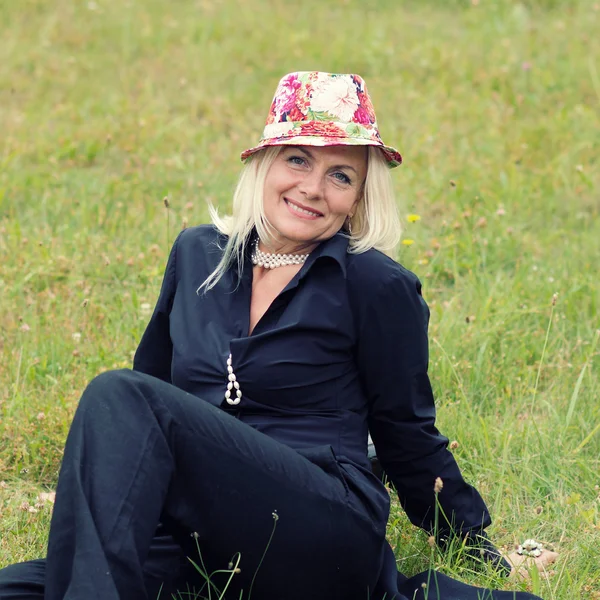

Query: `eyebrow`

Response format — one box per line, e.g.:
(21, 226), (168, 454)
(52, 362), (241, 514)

(293, 147), (359, 176)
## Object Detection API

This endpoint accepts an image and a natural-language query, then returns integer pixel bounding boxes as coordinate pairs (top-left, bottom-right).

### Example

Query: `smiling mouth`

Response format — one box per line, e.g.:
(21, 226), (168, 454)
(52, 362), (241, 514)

(285, 199), (323, 218)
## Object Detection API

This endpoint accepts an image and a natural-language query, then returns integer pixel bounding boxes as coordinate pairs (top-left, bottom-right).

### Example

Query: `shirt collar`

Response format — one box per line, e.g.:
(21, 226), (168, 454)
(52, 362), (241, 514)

(303, 231), (349, 279)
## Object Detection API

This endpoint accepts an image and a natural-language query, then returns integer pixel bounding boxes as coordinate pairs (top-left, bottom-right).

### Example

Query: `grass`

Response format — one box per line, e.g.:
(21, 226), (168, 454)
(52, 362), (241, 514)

(1, 0), (599, 597)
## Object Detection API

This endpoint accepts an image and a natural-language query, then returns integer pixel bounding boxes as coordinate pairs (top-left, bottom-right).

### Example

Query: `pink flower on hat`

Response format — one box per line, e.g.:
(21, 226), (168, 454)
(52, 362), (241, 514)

(311, 75), (360, 122)
(273, 73), (303, 118)
(353, 106), (372, 126)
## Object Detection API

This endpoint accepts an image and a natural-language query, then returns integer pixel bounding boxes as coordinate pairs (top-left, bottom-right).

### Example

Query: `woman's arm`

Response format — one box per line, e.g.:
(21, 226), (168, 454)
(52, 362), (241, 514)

(355, 265), (491, 538)
(132, 232), (182, 383)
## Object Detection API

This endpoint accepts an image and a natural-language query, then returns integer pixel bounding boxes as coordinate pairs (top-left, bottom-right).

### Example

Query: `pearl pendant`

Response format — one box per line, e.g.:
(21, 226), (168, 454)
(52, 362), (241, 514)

(224, 353), (241, 405)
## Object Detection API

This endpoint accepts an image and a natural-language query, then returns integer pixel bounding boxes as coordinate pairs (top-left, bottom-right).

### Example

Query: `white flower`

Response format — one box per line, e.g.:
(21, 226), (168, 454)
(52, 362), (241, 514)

(310, 76), (359, 122)
(263, 121), (295, 138)
(140, 303), (152, 316)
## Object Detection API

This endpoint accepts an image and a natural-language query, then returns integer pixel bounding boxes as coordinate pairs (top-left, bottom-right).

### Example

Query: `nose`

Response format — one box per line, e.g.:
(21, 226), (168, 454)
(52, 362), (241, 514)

(297, 169), (324, 200)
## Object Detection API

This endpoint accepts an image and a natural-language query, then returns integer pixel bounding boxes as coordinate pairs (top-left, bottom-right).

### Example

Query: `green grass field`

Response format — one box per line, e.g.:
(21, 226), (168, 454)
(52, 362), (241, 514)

(1, 0), (599, 597)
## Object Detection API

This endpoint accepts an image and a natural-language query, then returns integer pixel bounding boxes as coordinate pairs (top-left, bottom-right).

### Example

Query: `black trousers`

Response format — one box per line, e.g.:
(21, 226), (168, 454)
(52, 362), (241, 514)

(0, 370), (383, 600)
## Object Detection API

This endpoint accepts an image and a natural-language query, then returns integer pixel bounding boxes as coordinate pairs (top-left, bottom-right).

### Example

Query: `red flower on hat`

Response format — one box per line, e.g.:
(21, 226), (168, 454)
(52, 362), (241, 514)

(298, 121), (347, 138)
(266, 101), (278, 125)
(357, 90), (376, 123)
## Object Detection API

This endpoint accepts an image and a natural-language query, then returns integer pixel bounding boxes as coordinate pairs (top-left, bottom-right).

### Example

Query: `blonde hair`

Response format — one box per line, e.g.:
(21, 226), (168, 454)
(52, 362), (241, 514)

(199, 145), (401, 292)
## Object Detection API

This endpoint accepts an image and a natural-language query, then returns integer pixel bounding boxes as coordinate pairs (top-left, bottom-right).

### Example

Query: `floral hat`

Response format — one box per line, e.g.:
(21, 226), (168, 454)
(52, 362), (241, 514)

(241, 71), (402, 168)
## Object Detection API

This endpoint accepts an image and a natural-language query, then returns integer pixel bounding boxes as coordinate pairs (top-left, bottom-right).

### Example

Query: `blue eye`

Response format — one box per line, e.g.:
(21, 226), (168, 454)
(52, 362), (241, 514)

(287, 156), (306, 166)
(333, 172), (351, 184)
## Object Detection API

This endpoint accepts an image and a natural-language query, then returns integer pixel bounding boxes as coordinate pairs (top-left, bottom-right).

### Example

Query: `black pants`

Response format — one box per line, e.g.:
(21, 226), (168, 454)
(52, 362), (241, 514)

(0, 370), (382, 600)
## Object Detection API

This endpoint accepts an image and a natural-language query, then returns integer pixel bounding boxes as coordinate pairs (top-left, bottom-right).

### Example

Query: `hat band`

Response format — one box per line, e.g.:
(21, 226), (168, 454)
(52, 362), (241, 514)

(261, 119), (383, 144)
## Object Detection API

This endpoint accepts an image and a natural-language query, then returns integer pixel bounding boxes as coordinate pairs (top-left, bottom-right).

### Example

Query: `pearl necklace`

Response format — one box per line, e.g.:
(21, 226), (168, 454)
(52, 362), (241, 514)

(251, 240), (310, 269)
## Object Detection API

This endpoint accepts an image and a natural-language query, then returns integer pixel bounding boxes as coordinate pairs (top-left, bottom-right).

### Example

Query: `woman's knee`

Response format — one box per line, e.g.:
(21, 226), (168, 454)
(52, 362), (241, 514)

(83, 368), (158, 403)
(84, 368), (137, 395)
(76, 369), (168, 425)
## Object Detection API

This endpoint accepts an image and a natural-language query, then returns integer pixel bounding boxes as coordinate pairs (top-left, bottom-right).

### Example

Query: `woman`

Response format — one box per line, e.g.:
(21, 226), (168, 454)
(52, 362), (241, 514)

(0, 72), (543, 600)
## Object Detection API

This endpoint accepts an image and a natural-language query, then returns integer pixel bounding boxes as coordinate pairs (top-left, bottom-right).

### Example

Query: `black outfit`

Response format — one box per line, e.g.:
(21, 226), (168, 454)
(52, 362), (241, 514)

(0, 225), (542, 600)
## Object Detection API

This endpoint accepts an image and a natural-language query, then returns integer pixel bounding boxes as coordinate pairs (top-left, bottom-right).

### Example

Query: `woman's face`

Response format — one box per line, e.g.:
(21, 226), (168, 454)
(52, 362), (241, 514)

(261, 145), (367, 251)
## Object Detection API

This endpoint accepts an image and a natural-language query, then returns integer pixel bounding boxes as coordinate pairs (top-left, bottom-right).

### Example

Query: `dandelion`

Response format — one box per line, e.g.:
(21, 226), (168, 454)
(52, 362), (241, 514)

(407, 214), (421, 223)
(434, 477), (444, 494)
(401, 239), (414, 246)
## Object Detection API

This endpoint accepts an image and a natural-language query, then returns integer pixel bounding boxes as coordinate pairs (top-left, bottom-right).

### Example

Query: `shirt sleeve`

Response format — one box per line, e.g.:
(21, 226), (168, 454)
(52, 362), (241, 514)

(132, 233), (182, 383)
(357, 266), (491, 537)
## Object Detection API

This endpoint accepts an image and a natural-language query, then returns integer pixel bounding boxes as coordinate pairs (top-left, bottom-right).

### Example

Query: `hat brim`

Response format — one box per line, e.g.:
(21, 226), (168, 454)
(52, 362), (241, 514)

(240, 136), (402, 168)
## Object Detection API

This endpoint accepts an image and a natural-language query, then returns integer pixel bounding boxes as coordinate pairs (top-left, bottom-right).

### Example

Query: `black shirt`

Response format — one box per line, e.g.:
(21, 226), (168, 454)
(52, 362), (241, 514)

(133, 224), (491, 538)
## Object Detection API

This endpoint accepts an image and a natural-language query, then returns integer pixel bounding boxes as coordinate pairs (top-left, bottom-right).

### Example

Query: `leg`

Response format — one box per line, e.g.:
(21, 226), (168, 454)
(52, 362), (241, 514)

(0, 560), (45, 600)
(45, 370), (382, 600)
(0, 532), (195, 600)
